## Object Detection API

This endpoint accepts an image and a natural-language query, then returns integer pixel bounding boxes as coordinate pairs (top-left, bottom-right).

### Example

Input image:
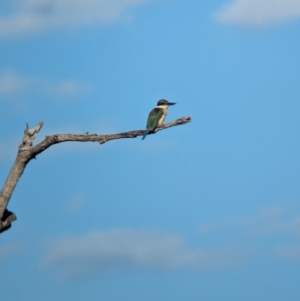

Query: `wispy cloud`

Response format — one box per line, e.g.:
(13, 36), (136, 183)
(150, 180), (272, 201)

(0, 70), (28, 96)
(200, 204), (300, 264)
(199, 204), (295, 238)
(199, 204), (300, 238)
(0, 242), (24, 260)
(215, 0), (300, 28)
(0, 69), (90, 99)
(42, 228), (251, 279)
(275, 245), (300, 261)
(41, 205), (300, 280)
(62, 192), (85, 215)
(0, 0), (153, 37)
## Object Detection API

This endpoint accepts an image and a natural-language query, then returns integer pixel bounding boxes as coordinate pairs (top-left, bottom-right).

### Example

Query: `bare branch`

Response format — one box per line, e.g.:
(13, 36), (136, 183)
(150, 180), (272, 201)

(19, 121), (44, 151)
(31, 116), (191, 156)
(0, 116), (191, 233)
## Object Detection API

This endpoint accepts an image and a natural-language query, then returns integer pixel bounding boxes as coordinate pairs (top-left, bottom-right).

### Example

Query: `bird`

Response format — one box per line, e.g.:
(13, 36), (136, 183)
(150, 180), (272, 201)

(142, 99), (176, 140)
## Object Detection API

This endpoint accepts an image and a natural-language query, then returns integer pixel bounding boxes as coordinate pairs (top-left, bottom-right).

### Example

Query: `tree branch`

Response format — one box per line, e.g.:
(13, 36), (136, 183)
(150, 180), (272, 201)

(0, 116), (191, 233)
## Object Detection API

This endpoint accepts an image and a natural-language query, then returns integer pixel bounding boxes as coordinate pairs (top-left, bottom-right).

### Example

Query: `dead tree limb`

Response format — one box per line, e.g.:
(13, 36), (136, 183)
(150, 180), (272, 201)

(0, 116), (191, 233)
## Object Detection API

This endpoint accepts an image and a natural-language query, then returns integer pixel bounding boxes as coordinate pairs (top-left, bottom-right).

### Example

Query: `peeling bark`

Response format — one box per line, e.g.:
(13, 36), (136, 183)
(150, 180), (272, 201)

(0, 116), (191, 233)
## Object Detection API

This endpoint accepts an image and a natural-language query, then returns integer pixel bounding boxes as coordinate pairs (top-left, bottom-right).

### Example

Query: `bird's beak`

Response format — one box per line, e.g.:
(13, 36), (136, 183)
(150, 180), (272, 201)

(167, 102), (176, 106)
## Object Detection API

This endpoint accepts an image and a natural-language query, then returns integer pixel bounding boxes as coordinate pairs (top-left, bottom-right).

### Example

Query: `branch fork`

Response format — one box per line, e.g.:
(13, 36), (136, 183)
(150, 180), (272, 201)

(0, 116), (191, 233)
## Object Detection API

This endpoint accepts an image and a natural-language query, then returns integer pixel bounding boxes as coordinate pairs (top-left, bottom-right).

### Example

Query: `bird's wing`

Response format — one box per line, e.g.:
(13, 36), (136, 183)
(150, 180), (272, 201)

(146, 108), (163, 130)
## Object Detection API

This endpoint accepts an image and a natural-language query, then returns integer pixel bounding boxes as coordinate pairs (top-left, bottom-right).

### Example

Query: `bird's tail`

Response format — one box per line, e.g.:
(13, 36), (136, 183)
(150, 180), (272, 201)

(142, 129), (150, 140)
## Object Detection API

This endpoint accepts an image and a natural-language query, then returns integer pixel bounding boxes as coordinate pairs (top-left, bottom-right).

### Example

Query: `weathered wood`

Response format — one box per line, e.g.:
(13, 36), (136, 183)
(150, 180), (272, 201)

(0, 116), (191, 233)
(0, 122), (46, 232)
(19, 122), (44, 151)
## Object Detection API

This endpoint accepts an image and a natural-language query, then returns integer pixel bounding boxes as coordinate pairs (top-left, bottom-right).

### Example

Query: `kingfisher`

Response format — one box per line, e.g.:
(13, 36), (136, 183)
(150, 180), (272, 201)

(142, 99), (176, 140)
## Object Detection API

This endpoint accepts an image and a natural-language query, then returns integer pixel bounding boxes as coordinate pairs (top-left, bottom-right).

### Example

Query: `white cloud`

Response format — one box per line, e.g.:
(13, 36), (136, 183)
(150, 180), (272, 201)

(199, 203), (300, 264)
(275, 245), (300, 261)
(215, 0), (300, 28)
(0, 0), (152, 37)
(199, 204), (300, 240)
(0, 70), (29, 96)
(56, 80), (88, 98)
(42, 228), (250, 279)
(0, 242), (24, 260)
(62, 192), (85, 215)
(0, 69), (90, 99)
(41, 205), (300, 280)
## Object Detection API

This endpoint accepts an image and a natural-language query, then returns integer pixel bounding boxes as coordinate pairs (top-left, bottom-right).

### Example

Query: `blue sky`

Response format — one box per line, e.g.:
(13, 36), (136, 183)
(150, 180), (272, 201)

(1, 0), (300, 300)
